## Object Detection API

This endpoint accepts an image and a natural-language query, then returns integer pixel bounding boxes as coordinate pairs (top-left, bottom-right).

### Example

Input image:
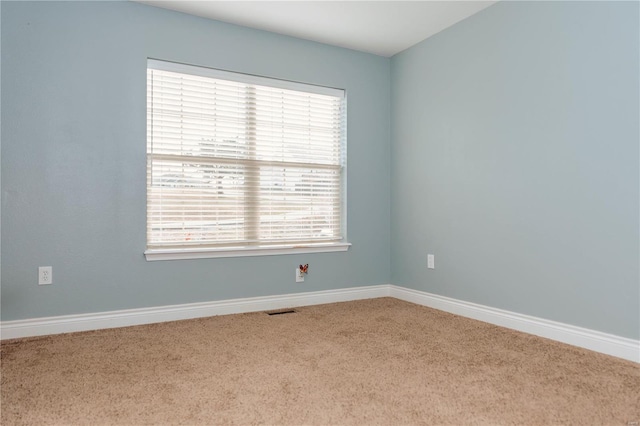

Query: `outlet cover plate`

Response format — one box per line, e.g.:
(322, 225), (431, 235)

(39, 266), (52, 285)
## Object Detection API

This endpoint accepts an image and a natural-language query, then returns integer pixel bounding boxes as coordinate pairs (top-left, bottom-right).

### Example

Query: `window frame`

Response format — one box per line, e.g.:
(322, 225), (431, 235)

(144, 59), (350, 261)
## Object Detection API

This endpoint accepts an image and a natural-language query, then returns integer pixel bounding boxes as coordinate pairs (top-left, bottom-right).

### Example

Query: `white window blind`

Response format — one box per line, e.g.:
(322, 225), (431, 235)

(146, 60), (346, 254)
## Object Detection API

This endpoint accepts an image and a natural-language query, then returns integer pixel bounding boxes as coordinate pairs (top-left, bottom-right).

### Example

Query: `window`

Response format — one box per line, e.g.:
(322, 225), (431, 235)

(145, 60), (348, 260)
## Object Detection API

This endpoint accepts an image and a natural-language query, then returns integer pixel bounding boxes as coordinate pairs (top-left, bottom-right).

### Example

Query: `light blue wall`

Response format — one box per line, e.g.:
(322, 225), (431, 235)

(391, 1), (639, 339)
(1, 1), (391, 320)
(3, 1), (638, 342)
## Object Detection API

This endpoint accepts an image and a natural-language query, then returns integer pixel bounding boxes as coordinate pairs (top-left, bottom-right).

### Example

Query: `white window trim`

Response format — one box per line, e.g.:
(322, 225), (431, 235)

(146, 59), (349, 260)
(144, 242), (351, 261)
(148, 59), (344, 98)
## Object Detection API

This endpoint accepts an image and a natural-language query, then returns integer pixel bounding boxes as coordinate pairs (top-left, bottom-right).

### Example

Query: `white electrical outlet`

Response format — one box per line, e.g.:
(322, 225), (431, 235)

(427, 254), (435, 269)
(39, 266), (52, 285)
(295, 268), (305, 283)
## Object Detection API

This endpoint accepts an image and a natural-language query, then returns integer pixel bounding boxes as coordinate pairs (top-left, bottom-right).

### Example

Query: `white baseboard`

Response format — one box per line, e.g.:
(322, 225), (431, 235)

(389, 285), (640, 363)
(2, 284), (637, 363)
(0, 285), (390, 340)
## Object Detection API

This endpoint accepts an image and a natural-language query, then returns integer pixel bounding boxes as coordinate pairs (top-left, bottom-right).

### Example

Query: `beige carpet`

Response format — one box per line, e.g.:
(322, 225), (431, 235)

(1, 297), (638, 425)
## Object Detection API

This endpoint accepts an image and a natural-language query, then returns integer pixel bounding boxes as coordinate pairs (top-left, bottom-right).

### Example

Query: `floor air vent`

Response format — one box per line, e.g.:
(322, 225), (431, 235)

(267, 309), (297, 316)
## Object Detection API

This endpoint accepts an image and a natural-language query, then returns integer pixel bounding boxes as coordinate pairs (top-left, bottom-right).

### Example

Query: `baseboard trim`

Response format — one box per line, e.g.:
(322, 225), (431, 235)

(389, 285), (640, 363)
(2, 284), (637, 363)
(0, 285), (390, 340)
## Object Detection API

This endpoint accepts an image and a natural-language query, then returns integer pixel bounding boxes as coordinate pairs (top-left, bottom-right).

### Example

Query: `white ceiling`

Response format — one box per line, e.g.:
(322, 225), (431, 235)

(135, 1), (497, 57)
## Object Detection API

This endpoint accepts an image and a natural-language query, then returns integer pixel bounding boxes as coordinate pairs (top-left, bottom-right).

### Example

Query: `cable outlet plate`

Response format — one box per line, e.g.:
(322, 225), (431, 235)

(295, 268), (304, 283)
(39, 266), (52, 285)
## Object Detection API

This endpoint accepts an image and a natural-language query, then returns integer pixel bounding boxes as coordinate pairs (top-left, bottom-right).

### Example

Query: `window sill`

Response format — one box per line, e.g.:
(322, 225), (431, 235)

(144, 242), (351, 261)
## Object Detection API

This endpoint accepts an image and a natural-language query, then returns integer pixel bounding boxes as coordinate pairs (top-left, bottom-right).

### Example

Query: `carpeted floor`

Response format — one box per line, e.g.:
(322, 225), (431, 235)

(1, 297), (638, 425)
